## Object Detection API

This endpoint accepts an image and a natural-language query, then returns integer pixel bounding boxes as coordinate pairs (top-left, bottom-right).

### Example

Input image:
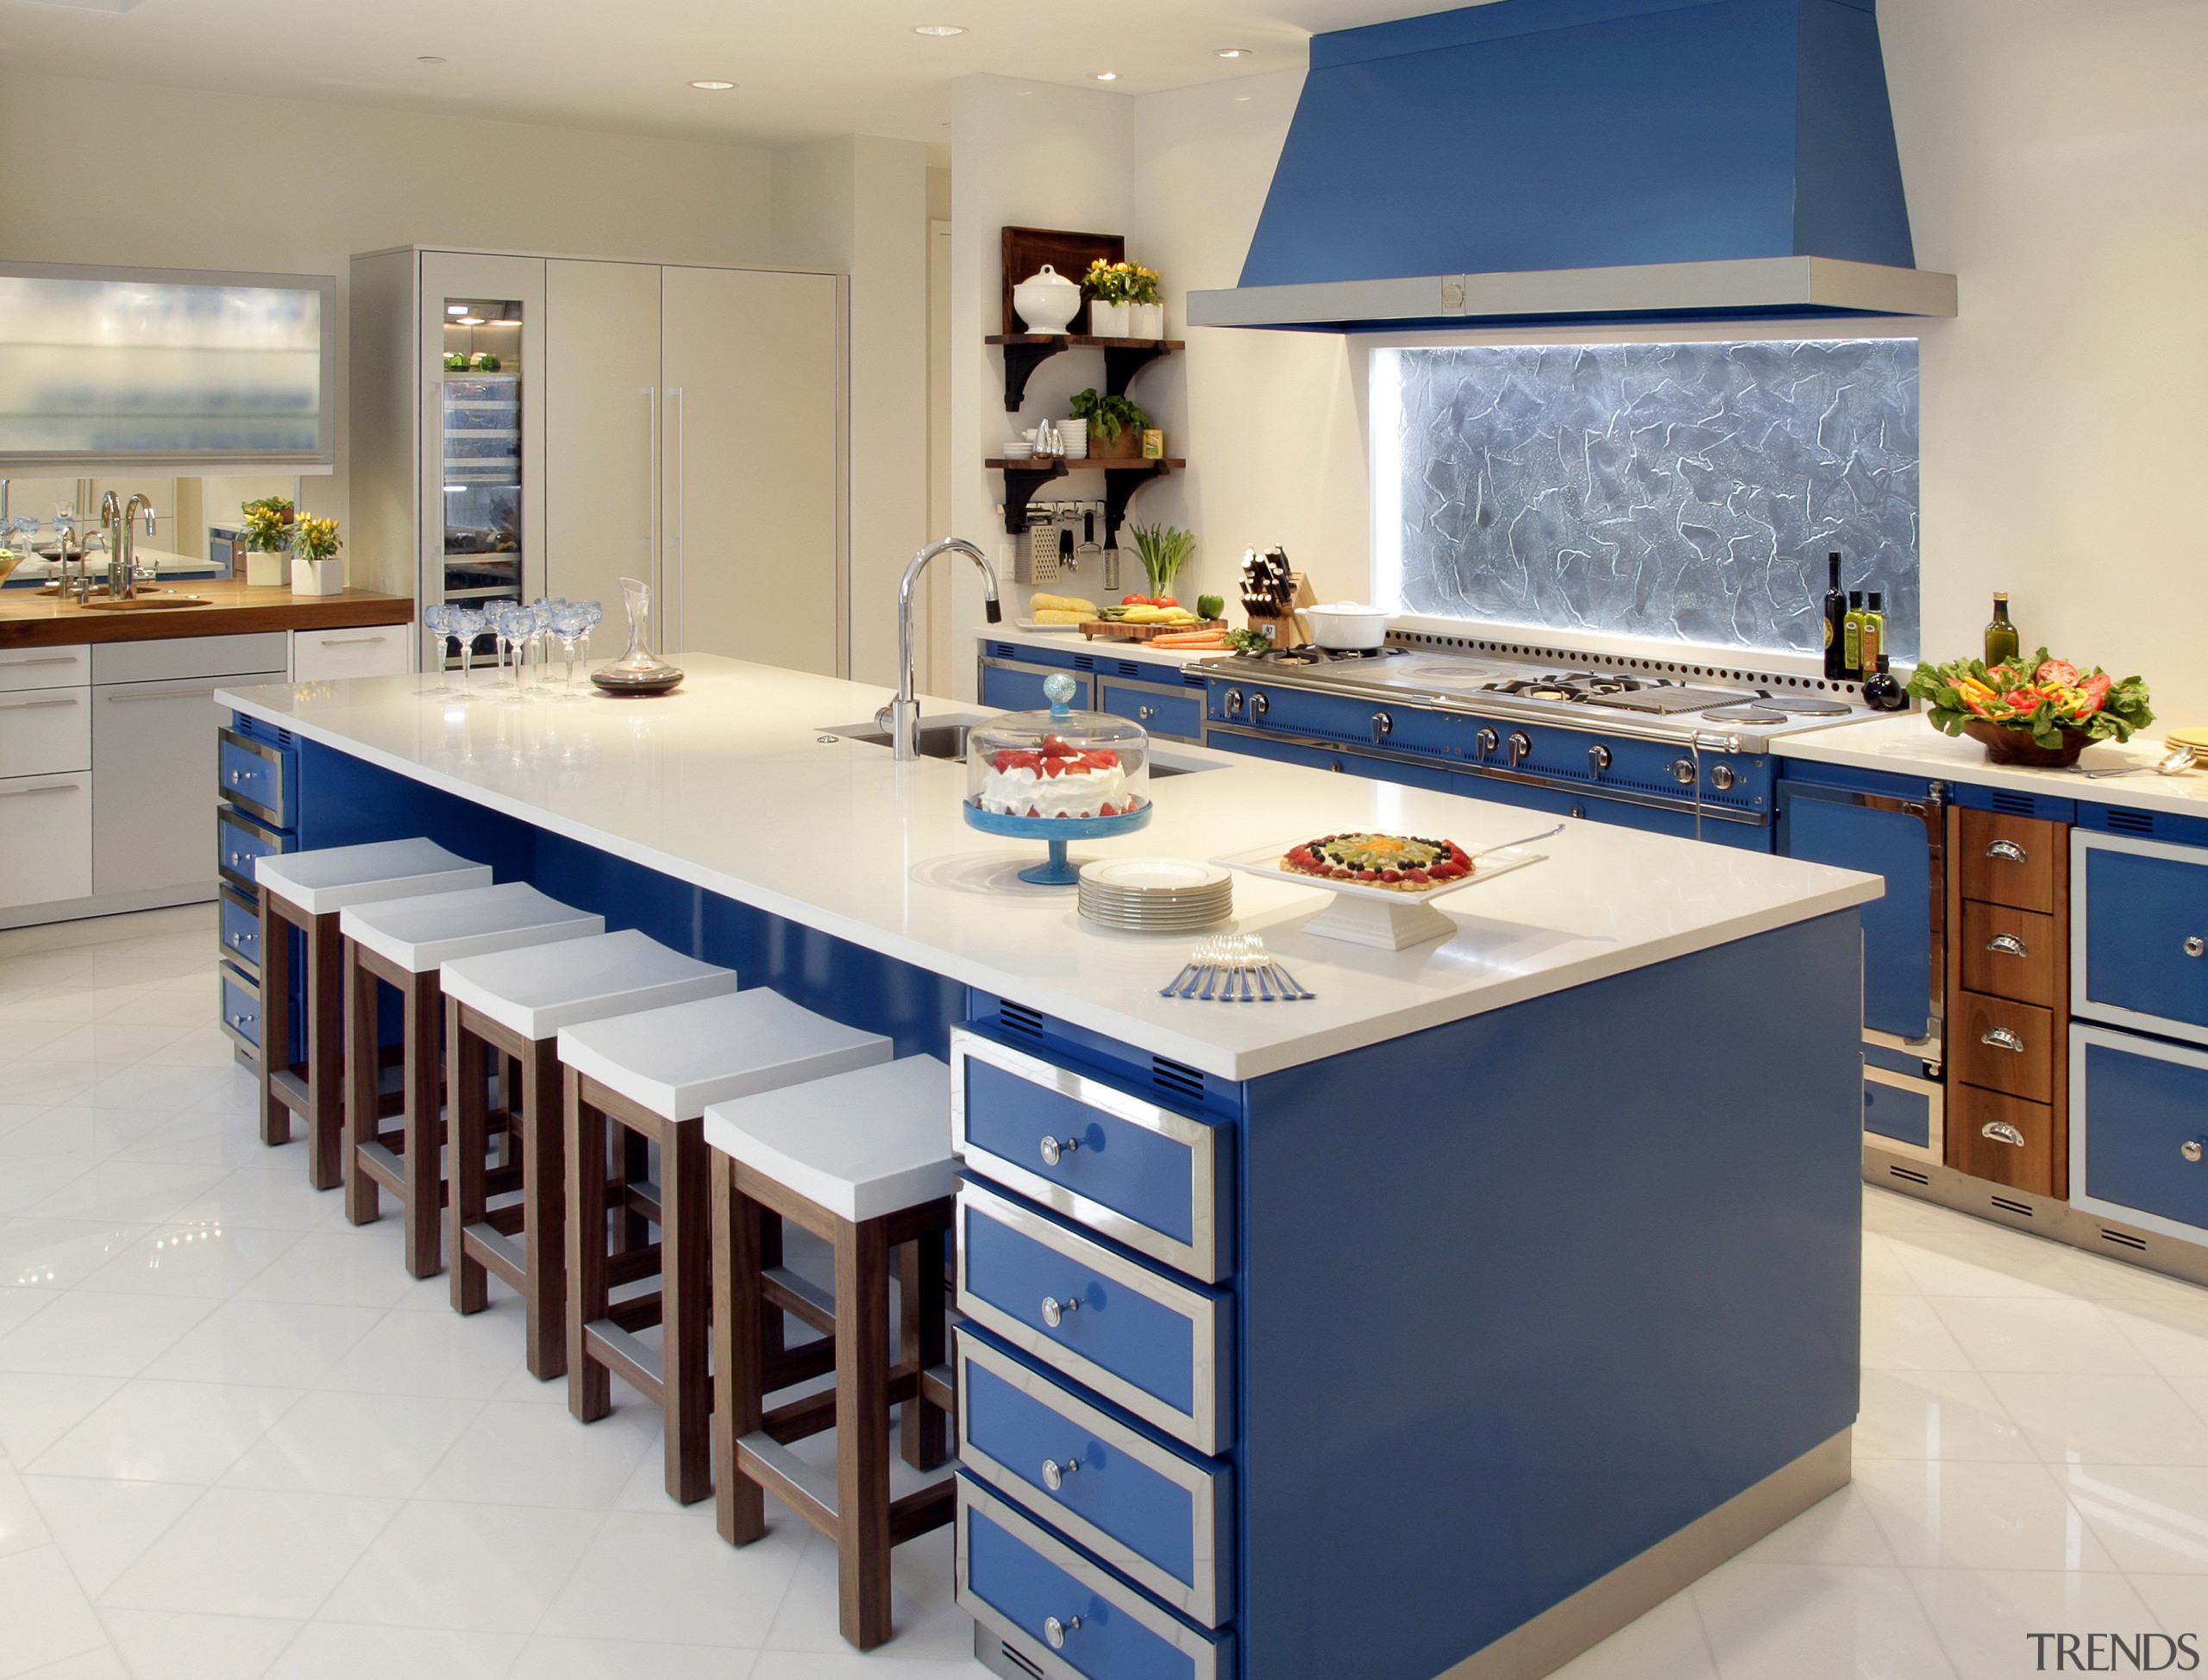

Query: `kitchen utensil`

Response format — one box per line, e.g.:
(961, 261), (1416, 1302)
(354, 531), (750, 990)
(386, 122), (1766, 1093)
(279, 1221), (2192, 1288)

(1160, 935), (1312, 1001)
(1214, 837), (1548, 950)
(1058, 525), (1076, 573)
(1012, 264), (1082, 335)
(2158, 727), (2208, 775)
(1076, 507), (1102, 572)
(1305, 602), (1391, 651)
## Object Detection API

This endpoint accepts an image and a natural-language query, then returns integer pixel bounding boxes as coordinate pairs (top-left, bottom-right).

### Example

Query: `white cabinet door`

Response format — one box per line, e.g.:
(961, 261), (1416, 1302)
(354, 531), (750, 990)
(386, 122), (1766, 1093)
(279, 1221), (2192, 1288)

(0, 774), (91, 908)
(545, 260), (663, 620)
(291, 626), (412, 682)
(0, 687), (91, 779)
(93, 676), (274, 897)
(661, 266), (843, 672)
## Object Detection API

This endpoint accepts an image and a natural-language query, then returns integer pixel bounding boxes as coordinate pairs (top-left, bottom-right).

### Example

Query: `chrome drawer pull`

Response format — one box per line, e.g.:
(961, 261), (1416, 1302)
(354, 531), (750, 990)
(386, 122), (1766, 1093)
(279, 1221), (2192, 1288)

(228, 1012), (257, 1028)
(1038, 1135), (1079, 1167)
(1985, 838), (2028, 862)
(1044, 1614), (1082, 1650)
(2185, 1141), (2205, 1164)
(2186, 937), (2206, 959)
(1981, 1120), (2027, 1148)
(1985, 933), (2029, 958)
(318, 634), (386, 646)
(1039, 1294), (1080, 1328)
(0, 782), (78, 798)
(1040, 1456), (1081, 1491)
(0, 696), (76, 710)
(1980, 1027), (2026, 1053)
(0, 655), (78, 668)
(1138, 705), (1156, 721)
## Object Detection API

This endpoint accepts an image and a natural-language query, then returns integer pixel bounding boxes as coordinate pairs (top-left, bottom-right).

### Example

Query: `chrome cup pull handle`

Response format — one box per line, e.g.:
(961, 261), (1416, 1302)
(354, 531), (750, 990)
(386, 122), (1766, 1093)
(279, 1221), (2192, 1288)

(1980, 1026), (2026, 1053)
(1038, 1135), (1079, 1168)
(1040, 1456), (1081, 1492)
(1039, 1294), (1080, 1328)
(1981, 1119), (2027, 1148)
(1985, 838), (2028, 862)
(1985, 933), (2029, 958)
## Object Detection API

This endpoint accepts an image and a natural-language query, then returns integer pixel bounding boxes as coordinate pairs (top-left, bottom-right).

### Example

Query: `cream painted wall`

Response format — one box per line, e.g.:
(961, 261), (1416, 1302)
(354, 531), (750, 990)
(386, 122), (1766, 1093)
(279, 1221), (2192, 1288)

(0, 71), (781, 579)
(955, 0), (2208, 720)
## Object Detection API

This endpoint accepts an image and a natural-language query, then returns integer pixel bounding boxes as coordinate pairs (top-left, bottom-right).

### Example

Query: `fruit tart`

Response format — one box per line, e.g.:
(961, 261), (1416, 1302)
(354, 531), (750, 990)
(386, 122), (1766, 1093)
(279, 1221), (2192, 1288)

(1281, 832), (1471, 889)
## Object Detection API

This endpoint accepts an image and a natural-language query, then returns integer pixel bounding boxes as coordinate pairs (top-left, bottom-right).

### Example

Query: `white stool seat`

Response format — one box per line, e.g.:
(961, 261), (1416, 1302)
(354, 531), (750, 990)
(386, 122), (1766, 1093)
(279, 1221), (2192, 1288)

(341, 882), (602, 973)
(704, 1055), (953, 1222)
(256, 838), (490, 914)
(442, 929), (738, 1040)
(557, 989), (891, 1122)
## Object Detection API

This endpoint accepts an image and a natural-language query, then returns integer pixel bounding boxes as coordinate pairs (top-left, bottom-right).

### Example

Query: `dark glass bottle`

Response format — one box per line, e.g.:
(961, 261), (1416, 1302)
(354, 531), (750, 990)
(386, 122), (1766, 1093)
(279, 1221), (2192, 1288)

(1822, 553), (1848, 679)
(1863, 653), (1907, 711)
(1985, 592), (2019, 670)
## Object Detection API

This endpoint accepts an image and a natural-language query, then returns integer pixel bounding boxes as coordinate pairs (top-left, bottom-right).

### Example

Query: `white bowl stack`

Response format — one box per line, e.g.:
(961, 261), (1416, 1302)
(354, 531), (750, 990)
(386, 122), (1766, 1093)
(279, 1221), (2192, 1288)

(1076, 858), (1233, 932)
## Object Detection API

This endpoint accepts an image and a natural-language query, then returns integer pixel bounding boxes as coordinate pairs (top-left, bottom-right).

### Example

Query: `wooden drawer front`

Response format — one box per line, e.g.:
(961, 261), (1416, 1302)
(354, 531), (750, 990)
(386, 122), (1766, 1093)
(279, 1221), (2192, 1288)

(218, 727), (293, 828)
(0, 774), (91, 908)
(1954, 990), (2054, 1103)
(291, 627), (411, 683)
(957, 1477), (1230, 1680)
(2073, 1026), (2208, 1239)
(957, 1182), (1233, 1455)
(953, 1029), (1232, 1282)
(2077, 833), (2208, 1041)
(1947, 1084), (2055, 1198)
(0, 687), (90, 778)
(957, 1330), (1233, 1627)
(219, 961), (262, 1053)
(1958, 806), (2060, 912)
(0, 645), (90, 695)
(217, 805), (289, 894)
(219, 887), (262, 977)
(1099, 680), (1203, 743)
(1960, 900), (2059, 1006)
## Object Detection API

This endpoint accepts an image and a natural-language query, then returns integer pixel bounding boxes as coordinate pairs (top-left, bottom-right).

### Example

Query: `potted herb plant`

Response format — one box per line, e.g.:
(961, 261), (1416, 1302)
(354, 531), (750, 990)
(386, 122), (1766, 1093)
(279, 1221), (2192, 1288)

(1067, 389), (1151, 461)
(1909, 648), (2153, 766)
(240, 494), (293, 587)
(289, 512), (344, 597)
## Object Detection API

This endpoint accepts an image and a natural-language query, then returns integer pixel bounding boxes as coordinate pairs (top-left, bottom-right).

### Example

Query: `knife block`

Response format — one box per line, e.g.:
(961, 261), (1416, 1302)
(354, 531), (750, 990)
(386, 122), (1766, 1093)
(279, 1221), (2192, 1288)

(1245, 572), (1318, 648)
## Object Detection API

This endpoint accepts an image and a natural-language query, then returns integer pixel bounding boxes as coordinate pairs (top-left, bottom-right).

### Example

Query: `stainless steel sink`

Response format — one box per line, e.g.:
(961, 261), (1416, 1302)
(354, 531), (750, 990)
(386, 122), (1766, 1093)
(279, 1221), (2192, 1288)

(819, 715), (1216, 777)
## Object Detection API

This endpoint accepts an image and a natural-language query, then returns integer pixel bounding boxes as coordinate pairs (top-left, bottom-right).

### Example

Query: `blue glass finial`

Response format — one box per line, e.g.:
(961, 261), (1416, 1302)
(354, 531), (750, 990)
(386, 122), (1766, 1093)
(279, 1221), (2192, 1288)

(1043, 673), (1076, 718)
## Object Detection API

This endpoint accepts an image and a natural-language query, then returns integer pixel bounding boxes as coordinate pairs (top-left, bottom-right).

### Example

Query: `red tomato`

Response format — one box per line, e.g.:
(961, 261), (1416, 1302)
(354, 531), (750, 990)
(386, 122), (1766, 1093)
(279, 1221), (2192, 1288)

(1121, 593), (1151, 606)
(1154, 595), (1178, 608)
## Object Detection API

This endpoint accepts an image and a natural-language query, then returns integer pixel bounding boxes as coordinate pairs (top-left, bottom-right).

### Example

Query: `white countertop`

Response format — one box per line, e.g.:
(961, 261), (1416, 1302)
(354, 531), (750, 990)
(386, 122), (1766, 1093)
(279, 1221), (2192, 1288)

(1778, 713), (2208, 818)
(216, 656), (1879, 1081)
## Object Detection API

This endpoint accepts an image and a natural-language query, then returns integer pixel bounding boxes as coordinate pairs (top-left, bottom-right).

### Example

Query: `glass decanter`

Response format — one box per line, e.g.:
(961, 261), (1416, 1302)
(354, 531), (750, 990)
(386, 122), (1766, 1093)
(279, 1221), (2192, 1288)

(588, 577), (685, 696)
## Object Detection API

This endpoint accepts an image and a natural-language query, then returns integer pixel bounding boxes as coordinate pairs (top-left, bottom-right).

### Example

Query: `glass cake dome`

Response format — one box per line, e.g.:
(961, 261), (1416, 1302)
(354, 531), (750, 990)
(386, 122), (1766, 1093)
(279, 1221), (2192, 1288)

(965, 674), (1151, 882)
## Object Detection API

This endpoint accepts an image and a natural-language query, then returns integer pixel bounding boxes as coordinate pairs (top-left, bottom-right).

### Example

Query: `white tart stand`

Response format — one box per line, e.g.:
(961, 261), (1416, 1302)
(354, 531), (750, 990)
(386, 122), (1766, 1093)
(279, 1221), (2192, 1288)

(1214, 843), (1546, 951)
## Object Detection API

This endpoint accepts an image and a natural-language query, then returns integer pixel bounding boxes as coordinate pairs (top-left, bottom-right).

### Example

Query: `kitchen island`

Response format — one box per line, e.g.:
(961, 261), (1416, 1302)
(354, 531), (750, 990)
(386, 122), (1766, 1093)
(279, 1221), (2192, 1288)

(216, 655), (1879, 1680)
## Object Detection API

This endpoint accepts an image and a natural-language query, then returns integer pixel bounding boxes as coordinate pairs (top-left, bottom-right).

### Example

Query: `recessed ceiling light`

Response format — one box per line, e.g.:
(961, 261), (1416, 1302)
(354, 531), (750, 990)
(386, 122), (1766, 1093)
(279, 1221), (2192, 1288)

(416, 54), (446, 64)
(1091, 71), (1119, 81)
(689, 78), (737, 90)
(1214, 47), (1253, 58)
(446, 304), (467, 316)
(912, 23), (966, 36)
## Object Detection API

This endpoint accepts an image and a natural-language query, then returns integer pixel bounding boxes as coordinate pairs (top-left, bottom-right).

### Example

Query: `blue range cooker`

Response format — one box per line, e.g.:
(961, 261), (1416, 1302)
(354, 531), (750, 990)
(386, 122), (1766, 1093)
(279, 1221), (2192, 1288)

(1195, 641), (1869, 850)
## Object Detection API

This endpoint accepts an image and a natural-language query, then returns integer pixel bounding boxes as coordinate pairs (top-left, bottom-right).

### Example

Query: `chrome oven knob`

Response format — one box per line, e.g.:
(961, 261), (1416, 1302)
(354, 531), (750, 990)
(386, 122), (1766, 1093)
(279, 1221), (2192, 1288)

(1709, 762), (1739, 792)
(1223, 687), (1244, 716)
(1474, 726), (1499, 759)
(1250, 692), (1270, 719)
(1506, 730), (1532, 767)
(1371, 710), (1393, 741)
(1587, 744), (1611, 775)
(1669, 758), (1697, 787)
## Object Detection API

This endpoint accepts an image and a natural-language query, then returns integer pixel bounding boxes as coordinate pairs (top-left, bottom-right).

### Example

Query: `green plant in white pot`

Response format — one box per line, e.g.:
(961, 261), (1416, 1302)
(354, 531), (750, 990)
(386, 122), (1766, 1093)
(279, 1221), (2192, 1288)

(240, 494), (293, 587)
(290, 512), (344, 597)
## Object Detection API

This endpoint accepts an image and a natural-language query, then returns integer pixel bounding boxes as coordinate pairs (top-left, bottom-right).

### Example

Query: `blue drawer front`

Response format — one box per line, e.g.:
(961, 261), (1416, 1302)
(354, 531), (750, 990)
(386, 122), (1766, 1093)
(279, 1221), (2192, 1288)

(1864, 1075), (1934, 1151)
(218, 728), (292, 827)
(966, 1058), (1198, 1247)
(983, 663), (1086, 712)
(2082, 843), (2208, 1034)
(219, 966), (261, 1050)
(962, 1482), (1226, 1680)
(960, 1338), (1230, 1620)
(217, 807), (287, 892)
(1779, 784), (1934, 1042)
(1099, 682), (1202, 742)
(2079, 1036), (2208, 1234)
(219, 891), (261, 973)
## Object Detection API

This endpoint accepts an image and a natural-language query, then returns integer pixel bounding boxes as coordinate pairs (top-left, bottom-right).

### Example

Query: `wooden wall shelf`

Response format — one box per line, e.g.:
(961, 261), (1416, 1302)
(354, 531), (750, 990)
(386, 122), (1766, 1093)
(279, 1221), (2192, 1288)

(984, 457), (1185, 536)
(985, 335), (1184, 412)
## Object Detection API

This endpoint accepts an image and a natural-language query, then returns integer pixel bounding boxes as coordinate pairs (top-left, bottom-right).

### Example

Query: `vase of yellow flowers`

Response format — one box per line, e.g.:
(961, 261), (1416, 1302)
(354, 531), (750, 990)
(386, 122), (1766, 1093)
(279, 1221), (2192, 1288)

(1083, 258), (1160, 339)
(240, 494), (293, 587)
(289, 512), (344, 596)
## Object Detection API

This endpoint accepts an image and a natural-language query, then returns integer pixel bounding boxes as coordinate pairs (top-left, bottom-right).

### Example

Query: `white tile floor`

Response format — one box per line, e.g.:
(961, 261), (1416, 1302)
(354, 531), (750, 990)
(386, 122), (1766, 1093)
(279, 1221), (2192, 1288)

(0, 906), (2204, 1678)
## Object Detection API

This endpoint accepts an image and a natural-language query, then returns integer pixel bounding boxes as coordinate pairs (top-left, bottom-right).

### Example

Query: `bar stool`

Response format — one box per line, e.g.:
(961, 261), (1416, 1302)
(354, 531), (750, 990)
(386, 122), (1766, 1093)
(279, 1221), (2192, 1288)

(705, 1054), (957, 1651)
(339, 882), (603, 1277)
(555, 989), (893, 1505)
(437, 930), (739, 1380)
(254, 840), (491, 1189)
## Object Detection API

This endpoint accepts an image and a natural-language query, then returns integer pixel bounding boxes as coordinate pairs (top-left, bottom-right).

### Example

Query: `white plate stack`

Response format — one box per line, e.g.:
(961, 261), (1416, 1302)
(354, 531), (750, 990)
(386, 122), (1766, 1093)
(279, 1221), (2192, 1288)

(1076, 858), (1233, 932)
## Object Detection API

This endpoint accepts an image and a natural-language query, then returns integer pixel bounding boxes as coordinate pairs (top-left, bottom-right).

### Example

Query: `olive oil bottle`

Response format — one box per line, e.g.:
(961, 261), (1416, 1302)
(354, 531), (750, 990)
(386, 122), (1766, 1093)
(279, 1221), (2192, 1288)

(1822, 554), (1848, 679)
(1843, 591), (1866, 679)
(1985, 592), (2019, 668)
(1860, 592), (1885, 675)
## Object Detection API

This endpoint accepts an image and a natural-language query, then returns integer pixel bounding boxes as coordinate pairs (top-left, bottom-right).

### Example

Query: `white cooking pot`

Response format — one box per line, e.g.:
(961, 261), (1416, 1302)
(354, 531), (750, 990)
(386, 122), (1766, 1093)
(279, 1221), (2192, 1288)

(1305, 601), (1391, 650)
(1012, 265), (1082, 335)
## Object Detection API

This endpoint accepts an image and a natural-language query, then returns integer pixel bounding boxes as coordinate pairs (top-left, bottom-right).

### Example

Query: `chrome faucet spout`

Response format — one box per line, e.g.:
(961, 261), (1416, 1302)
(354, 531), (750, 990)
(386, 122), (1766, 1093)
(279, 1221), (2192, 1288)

(888, 536), (1001, 761)
(98, 492), (125, 598)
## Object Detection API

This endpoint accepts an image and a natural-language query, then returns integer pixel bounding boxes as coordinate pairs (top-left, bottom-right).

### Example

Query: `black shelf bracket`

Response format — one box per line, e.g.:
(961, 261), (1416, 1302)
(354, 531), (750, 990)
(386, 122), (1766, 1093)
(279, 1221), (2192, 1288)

(1000, 341), (1069, 411)
(1103, 342), (1171, 402)
(1101, 461), (1173, 539)
(997, 459), (1071, 533)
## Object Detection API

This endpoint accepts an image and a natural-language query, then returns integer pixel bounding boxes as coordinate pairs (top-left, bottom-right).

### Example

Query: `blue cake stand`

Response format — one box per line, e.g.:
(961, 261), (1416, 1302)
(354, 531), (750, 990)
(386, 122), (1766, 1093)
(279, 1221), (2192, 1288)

(963, 673), (1151, 884)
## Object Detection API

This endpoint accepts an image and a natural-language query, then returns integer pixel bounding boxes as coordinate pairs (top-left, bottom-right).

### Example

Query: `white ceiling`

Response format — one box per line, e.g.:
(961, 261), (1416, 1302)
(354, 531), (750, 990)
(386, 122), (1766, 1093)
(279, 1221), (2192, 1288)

(0, 0), (1439, 150)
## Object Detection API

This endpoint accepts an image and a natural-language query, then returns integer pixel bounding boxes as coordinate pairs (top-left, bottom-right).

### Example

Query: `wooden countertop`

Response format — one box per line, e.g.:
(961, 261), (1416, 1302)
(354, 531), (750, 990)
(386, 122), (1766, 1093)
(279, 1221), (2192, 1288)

(0, 581), (413, 649)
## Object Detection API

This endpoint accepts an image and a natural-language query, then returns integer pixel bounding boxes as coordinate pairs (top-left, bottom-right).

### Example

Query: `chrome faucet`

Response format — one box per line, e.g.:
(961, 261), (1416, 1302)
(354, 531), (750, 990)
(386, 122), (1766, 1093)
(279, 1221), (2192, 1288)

(883, 536), (1000, 761)
(98, 492), (158, 599)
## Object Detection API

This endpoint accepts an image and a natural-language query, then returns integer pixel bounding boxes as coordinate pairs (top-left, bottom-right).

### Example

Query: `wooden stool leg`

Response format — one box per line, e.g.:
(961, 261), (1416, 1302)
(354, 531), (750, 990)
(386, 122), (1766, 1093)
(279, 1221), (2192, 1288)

(305, 911), (346, 1191)
(835, 1213), (894, 1651)
(566, 1069), (612, 1423)
(520, 1037), (568, 1380)
(662, 1117), (713, 1505)
(899, 1231), (949, 1471)
(713, 1156), (767, 1545)
(400, 969), (444, 1279)
(342, 942), (380, 1226)
(259, 897), (292, 1148)
(448, 1001), (490, 1314)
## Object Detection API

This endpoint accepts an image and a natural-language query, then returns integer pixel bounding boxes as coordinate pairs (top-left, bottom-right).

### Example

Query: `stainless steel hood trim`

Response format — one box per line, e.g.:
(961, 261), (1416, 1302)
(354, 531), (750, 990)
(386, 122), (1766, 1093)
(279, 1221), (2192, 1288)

(1187, 256), (1956, 331)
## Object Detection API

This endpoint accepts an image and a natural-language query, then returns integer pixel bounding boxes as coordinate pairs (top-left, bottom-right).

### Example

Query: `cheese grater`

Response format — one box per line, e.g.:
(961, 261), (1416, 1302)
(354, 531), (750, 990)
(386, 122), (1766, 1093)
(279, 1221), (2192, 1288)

(1019, 506), (1060, 583)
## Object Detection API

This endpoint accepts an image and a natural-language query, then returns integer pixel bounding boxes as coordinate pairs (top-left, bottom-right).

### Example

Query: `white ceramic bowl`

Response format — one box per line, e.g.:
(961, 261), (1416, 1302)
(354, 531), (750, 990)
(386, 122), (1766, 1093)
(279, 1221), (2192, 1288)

(1012, 265), (1082, 335)
(1306, 602), (1391, 650)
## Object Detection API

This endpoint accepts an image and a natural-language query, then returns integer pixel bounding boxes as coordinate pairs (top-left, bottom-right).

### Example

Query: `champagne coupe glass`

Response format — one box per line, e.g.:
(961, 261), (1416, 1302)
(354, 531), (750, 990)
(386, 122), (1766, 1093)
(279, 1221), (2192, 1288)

(574, 600), (605, 686)
(529, 598), (560, 696)
(551, 603), (588, 699)
(422, 604), (457, 695)
(485, 601), (520, 691)
(446, 605), (487, 697)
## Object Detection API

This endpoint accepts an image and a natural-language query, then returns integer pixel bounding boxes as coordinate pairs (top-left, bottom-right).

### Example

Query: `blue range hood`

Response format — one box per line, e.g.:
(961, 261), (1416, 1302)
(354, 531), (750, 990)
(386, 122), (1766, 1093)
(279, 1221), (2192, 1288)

(1187, 0), (1955, 331)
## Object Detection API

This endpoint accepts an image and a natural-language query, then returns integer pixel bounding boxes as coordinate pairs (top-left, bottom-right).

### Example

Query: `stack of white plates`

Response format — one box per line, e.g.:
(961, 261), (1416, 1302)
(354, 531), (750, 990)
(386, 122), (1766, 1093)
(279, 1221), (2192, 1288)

(1077, 858), (1233, 931)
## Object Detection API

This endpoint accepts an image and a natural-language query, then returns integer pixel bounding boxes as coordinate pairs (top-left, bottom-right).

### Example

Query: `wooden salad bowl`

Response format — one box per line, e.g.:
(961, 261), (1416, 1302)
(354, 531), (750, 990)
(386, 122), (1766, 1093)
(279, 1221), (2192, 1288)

(1961, 718), (2093, 768)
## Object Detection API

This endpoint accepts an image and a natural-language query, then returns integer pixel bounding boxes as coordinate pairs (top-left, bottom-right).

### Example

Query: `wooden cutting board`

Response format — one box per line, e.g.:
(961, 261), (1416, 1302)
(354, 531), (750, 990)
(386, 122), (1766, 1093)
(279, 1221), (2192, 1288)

(1080, 618), (1226, 642)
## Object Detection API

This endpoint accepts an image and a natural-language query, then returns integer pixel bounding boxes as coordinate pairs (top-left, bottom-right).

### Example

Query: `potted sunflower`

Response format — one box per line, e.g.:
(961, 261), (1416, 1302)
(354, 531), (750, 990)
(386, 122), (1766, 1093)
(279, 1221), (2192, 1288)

(1908, 648), (2153, 767)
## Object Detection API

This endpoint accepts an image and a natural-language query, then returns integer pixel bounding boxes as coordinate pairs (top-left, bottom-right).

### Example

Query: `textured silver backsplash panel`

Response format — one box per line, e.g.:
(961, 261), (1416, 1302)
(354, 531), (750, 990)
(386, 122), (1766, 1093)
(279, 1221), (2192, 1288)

(1381, 341), (1919, 659)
